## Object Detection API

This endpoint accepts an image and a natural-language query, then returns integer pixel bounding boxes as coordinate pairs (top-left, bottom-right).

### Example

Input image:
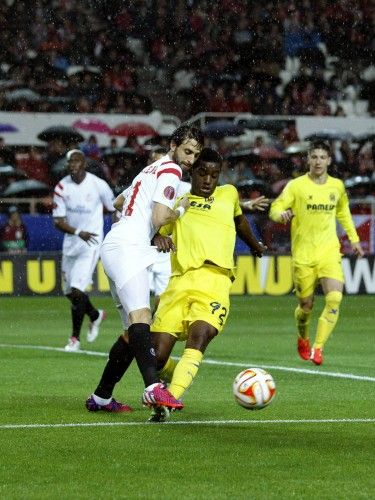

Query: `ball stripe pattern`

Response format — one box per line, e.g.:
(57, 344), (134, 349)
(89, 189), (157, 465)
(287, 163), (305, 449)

(233, 368), (276, 410)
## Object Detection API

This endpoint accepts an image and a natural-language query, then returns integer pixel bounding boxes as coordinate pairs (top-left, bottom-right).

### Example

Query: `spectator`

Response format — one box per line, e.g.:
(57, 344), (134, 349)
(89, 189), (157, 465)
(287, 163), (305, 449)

(0, 205), (29, 254)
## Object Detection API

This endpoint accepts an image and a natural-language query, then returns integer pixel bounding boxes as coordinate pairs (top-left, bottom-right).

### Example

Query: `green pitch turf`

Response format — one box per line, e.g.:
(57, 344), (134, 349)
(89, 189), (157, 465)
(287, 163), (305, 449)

(0, 295), (374, 499)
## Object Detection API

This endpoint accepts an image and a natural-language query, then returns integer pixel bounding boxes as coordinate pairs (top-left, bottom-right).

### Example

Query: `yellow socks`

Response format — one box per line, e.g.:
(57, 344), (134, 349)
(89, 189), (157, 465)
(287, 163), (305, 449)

(158, 357), (178, 383)
(169, 348), (203, 400)
(294, 305), (312, 339)
(314, 291), (342, 349)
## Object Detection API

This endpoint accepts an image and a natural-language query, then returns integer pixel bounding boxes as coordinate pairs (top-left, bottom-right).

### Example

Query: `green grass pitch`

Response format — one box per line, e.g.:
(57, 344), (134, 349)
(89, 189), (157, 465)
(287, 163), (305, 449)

(0, 295), (374, 499)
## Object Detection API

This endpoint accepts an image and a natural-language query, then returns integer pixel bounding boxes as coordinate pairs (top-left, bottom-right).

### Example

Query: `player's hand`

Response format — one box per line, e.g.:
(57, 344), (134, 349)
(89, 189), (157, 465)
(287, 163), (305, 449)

(280, 209), (294, 223)
(178, 196), (190, 211)
(352, 242), (364, 258)
(241, 196), (270, 212)
(79, 231), (98, 245)
(252, 241), (267, 258)
(152, 234), (175, 253)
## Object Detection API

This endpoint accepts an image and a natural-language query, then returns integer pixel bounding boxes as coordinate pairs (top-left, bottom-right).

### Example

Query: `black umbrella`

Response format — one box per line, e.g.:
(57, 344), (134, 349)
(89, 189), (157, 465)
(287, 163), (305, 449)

(2, 179), (50, 197)
(236, 118), (292, 133)
(284, 141), (310, 155)
(203, 120), (244, 139)
(226, 149), (257, 162)
(5, 88), (41, 102)
(37, 126), (84, 143)
(344, 176), (373, 190)
(102, 147), (137, 159)
(235, 179), (272, 197)
(353, 133), (375, 144)
(51, 157), (107, 180)
(304, 130), (353, 142)
(0, 165), (27, 179)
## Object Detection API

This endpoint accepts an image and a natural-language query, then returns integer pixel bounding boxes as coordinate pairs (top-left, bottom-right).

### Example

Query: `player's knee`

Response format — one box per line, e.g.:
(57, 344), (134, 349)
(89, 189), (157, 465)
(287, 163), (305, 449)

(300, 297), (314, 312)
(187, 323), (217, 351)
(71, 287), (85, 300)
(325, 291), (342, 309)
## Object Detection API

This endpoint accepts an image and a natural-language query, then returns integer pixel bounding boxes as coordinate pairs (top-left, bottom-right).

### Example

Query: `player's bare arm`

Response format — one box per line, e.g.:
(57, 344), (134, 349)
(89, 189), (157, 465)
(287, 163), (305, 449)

(234, 214), (267, 257)
(113, 193), (125, 212)
(280, 209), (294, 223)
(152, 233), (175, 253)
(152, 197), (190, 228)
(240, 196), (270, 212)
(54, 217), (98, 244)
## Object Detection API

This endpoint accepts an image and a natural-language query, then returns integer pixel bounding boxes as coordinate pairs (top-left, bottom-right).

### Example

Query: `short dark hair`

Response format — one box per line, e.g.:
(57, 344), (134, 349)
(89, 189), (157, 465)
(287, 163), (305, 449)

(196, 147), (223, 165)
(170, 125), (204, 147)
(308, 140), (332, 156)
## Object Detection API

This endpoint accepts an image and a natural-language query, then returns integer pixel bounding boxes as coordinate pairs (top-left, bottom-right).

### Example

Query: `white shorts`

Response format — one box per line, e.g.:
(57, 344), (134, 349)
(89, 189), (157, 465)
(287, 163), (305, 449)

(100, 238), (157, 290)
(113, 269), (151, 316)
(109, 277), (129, 330)
(62, 247), (100, 294)
(149, 252), (171, 296)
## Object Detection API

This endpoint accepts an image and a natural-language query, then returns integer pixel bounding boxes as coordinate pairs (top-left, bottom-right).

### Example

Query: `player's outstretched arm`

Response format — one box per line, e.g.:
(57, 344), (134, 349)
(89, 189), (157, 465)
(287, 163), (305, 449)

(234, 214), (267, 257)
(240, 196), (270, 212)
(351, 241), (364, 258)
(54, 217), (98, 244)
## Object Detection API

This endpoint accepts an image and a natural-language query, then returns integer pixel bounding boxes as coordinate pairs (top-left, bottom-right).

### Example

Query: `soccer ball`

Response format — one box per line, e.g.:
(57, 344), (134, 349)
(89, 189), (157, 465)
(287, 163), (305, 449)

(233, 368), (276, 410)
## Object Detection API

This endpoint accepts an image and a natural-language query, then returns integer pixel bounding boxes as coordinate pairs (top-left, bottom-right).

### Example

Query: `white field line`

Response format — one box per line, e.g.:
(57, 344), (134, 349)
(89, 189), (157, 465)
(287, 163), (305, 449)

(1, 343), (375, 383)
(1, 418), (375, 431)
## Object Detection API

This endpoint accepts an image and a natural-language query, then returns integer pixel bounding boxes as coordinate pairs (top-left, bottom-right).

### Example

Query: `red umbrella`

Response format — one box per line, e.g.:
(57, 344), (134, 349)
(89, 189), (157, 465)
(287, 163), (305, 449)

(72, 118), (111, 134)
(109, 122), (158, 137)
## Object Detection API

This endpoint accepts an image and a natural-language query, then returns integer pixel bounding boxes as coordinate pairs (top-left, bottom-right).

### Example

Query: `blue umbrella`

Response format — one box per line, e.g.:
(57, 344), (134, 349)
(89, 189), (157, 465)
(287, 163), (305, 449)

(0, 123), (18, 132)
(202, 120), (244, 139)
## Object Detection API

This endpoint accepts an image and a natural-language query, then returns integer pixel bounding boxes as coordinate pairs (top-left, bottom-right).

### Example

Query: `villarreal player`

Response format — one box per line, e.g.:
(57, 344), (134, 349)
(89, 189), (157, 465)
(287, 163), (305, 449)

(269, 141), (364, 365)
(149, 147), (266, 420)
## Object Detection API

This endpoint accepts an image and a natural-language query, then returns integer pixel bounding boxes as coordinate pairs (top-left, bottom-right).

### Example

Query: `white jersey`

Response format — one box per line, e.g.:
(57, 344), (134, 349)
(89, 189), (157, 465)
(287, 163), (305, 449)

(53, 172), (115, 256)
(109, 154), (183, 246)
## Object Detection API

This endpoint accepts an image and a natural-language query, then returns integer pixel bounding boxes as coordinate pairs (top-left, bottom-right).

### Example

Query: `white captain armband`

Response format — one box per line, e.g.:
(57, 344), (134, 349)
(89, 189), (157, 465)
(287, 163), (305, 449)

(176, 206), (185, 217)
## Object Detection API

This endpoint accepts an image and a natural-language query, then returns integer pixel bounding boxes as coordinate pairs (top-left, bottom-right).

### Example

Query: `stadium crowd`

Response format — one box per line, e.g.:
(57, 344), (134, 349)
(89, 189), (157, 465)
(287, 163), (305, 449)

(0, 0), (374, 118)
(0, 0), (374, 219)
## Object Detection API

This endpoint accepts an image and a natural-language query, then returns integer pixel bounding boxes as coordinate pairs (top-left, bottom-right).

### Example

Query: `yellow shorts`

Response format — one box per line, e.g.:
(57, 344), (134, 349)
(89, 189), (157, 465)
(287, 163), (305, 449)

(292, 255), (344, 298)
(151, 265), (232, 341)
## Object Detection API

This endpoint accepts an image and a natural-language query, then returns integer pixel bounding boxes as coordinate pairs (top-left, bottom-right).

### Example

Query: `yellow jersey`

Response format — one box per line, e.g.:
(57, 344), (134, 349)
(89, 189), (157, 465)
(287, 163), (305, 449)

(269, 173), (359, 265)
(160, 184), (242, 277)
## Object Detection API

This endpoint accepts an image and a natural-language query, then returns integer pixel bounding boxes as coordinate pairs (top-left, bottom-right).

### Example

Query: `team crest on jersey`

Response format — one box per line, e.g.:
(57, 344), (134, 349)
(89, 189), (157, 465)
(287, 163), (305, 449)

(206, 196), (214, 203)
(52, 201), (58, 209)
(329, 193), (336, 202)
(163, 186), (175, 200)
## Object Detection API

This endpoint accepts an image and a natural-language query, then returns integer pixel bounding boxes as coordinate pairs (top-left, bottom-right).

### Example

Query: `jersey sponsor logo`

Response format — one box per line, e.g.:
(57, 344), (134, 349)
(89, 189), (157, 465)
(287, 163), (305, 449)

(306, 203), (335, 211)
(190, 201), (212, 210)
(163, 186), (175, 200)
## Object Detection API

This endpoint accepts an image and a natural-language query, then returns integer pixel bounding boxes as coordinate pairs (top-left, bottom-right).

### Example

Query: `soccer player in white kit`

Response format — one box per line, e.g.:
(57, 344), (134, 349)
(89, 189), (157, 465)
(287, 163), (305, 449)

(53, 150), (115, 352)
(85, 125), (204, 413)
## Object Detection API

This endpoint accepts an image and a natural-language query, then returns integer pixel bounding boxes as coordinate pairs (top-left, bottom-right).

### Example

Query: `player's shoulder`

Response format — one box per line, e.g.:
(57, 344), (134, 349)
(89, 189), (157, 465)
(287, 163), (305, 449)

(54, 175), (70, 191)
(327, 174), (344, 188)
(156, 155), (182, 176)
(290, 174), (307, 186)
(87, 171), (112, 189)
(216, 184), (239, 197)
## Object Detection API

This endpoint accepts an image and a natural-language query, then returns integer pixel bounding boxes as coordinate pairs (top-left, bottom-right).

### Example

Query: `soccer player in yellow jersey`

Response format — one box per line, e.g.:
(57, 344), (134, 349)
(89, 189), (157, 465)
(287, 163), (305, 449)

(269, 141), (364, 365)
(149, 147), (266, 421)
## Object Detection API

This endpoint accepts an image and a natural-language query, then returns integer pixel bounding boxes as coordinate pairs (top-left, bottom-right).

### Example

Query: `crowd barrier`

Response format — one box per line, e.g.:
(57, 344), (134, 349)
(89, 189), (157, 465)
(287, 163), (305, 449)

(1, 252), (374, 296)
